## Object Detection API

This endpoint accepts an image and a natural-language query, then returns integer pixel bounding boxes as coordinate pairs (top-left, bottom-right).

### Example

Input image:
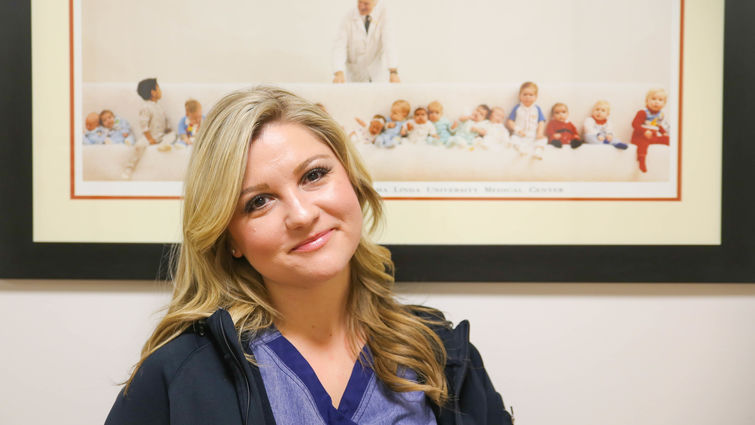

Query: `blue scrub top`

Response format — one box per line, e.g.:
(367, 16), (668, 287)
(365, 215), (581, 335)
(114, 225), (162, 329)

(248, 328), (437, 425)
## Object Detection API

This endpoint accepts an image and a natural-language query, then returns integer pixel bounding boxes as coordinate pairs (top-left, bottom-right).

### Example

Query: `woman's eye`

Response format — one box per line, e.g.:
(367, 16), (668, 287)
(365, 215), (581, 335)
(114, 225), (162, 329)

(245, 195), (271, 213)
(303, 167), (331, 184)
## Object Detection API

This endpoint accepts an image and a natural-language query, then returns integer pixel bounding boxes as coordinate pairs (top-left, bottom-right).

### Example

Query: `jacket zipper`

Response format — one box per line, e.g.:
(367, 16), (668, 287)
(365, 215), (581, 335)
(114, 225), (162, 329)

(220, 323), (252, 425)
(454, 360), (468, 425)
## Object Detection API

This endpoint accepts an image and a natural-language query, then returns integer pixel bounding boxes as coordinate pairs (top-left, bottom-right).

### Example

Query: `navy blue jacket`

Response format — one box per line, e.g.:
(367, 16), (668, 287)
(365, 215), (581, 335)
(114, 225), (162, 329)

(105, 309), (513, 424)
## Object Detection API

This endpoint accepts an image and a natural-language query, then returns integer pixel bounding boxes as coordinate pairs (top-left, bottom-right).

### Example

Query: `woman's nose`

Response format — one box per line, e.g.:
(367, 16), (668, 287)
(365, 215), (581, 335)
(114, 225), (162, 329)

(284, 192), (319, 229)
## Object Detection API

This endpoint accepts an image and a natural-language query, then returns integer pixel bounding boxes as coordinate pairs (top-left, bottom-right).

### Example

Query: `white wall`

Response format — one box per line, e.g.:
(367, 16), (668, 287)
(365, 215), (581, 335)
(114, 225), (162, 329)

(0, 279), (753, 425)
(81, 0), (674, 86)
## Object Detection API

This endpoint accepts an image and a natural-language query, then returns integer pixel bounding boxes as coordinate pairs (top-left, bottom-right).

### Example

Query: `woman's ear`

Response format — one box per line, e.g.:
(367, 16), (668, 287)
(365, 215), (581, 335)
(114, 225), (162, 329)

(227, 237), (243, 258)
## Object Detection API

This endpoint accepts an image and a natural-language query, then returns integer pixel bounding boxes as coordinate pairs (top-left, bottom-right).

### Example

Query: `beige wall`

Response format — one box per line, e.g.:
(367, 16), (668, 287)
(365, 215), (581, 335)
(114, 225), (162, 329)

(13, 3), (742, 423)
(1, 280), (753, 425)
(81, 0), (674, 85)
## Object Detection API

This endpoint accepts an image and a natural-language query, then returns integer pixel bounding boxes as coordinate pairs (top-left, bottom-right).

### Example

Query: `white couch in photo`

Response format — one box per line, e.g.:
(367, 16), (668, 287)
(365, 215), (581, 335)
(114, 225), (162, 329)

(81, 82), (672, 182)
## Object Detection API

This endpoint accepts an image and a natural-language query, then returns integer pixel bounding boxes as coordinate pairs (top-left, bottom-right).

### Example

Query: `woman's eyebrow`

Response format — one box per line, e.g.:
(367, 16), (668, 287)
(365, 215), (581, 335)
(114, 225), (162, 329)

(293, 154), (330, 176)
(239, 154), (331, 196)
(240, 183), (269, 196)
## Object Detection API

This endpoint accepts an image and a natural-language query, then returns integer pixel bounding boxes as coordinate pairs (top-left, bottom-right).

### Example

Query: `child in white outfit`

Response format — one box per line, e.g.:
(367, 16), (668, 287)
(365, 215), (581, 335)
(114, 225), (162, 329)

(350, 114), (386, 144)
(136, 80), (175, 150)
(476, 106), (510, 145)
(582, 100), (628, 149)
(506, 81), (547, 159)
(123, 78), (176, 179)
(402, 107), (437, 144)
(450, 104), (490, 149)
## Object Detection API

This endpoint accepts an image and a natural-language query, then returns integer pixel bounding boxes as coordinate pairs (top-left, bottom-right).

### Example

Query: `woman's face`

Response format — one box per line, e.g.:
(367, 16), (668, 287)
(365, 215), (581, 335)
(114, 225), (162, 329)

(227, 122), (363, 288)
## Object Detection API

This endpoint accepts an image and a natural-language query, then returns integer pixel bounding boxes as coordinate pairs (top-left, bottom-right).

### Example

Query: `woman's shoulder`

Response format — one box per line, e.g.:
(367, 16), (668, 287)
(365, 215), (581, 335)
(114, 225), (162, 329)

(405, 304), (449, 325)
(105, 325), (244, 425)
(405, 305), (471, 353)
(134, 328), (216, 381)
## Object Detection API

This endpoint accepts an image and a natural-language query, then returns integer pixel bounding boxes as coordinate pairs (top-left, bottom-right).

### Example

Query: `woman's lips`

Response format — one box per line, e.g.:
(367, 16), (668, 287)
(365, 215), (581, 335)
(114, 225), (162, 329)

(291, 229), (334, 252)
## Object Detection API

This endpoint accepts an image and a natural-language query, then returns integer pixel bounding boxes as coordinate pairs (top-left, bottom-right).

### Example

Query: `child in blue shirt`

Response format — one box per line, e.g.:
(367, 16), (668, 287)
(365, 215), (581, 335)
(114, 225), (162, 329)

(99, 110), (134, 145)
(427, 100), (457, 146)
(83, 112), (107, 145)
(177, 99), (204, 146)
(506, 81), (548, 159)
(375, 99), (410, 148)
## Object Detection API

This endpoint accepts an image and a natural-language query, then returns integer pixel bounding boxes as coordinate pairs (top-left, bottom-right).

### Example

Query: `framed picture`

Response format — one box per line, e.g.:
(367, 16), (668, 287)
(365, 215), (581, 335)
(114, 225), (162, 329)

(2, 0), (752, 282)
(75, 0), (681, 200)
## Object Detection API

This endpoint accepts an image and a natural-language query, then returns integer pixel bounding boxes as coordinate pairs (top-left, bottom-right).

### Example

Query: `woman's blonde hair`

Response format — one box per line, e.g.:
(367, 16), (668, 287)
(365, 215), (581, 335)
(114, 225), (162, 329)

(126, 86), (449, 404)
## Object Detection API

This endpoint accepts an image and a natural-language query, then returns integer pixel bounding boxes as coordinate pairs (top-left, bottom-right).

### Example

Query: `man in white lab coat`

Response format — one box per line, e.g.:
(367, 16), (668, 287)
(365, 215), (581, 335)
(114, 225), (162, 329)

(332, 0), (400, 83)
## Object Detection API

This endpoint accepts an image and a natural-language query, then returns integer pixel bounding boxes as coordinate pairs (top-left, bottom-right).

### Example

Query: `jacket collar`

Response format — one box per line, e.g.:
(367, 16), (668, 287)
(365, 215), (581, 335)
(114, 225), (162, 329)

(421, 311), (470, 367)
(198, 309), (276, 425)
(196, 308), (469, 423)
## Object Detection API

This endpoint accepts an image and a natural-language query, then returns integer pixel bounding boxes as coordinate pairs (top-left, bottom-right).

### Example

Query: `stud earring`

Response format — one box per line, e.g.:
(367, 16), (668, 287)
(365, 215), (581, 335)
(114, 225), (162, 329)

(231, 248), (237, 256)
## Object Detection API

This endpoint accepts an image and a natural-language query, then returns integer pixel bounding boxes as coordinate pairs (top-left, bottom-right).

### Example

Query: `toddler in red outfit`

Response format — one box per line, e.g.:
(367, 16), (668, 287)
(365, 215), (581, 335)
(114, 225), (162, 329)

(546, 103), (582, 149)
(631, 88), (670, 172)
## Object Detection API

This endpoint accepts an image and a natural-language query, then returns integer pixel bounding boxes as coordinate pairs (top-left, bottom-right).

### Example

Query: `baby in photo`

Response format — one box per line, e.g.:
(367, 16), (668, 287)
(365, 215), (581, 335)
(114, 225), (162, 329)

(477, 106), (510, 145)
(450, 104), (490, 148)
(506, 81), (547, 159)
(123, 78), (176, 180)
(350, 114), (386, 144)
(545, 102), (582, 149)
(136, 78), (175, 151)
(100, 109), (134, 145)
(83, 112), (106, 145)
(402, 107), (437, 144)
(375, 99), (410, 148)
(631, 88), (670, 172)
(583, 100), (628, 150)
(177, 99), (204, 146)
(427, 100), (457, 146)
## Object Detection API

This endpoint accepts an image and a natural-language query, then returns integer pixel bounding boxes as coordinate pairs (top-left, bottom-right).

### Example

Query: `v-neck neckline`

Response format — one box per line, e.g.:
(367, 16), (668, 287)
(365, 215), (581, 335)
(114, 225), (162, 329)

(265, 331), (373, 423)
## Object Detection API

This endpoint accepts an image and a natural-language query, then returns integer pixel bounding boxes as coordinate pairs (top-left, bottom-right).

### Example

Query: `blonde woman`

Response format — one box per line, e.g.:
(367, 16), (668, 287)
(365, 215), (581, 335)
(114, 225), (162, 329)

(105, 86), (512, 425)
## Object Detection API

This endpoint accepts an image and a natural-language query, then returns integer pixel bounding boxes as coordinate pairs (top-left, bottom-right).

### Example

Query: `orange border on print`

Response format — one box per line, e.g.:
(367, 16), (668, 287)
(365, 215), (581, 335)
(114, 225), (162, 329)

(68, 0), (684, 202)
(67, 0), (180, 201)
(69, 0), (74, 199)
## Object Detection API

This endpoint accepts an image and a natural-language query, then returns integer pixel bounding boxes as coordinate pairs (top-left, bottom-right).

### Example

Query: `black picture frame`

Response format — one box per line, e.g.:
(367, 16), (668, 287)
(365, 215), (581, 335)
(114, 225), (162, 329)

(1, 1), (753, 282)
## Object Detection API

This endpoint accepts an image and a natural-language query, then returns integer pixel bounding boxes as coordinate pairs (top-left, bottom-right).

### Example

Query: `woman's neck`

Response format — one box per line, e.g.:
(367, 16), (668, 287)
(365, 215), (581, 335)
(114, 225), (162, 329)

(268, 267), (353, 346)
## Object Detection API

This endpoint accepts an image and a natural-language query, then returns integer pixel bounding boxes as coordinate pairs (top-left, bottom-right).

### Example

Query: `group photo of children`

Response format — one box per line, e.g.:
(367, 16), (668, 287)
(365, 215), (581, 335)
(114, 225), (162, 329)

(80, 79), (673, 187)
(345, 82), (670, 174)
(76, 0), (680, 197)
(82, 78), (203, 180)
